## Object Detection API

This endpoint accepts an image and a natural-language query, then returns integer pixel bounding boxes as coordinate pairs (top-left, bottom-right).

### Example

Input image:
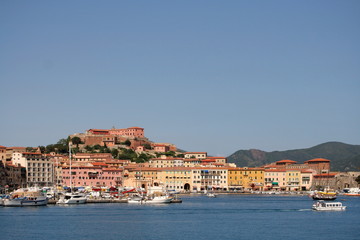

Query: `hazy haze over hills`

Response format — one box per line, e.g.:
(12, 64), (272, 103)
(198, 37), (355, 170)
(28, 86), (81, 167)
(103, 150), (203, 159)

(226, 142), (360, 171)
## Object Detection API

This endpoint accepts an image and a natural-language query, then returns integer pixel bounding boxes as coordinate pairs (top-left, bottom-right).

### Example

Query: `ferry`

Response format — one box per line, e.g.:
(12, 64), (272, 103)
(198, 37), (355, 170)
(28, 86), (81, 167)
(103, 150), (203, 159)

(312, 200), (346, 211)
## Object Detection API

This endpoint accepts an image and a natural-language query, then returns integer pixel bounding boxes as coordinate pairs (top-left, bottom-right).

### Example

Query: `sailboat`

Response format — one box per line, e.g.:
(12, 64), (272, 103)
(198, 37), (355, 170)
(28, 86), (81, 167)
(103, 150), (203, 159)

(57, 143), (87, 204)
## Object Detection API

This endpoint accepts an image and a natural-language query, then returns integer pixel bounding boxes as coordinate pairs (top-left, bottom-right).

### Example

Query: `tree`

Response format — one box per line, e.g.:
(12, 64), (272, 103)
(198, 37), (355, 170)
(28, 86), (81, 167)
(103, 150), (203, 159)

(26, 147), (35, 152)
(124, 139), (131, 146)
(71, 137), (82, 148)
(38, 146), (46, 153)
(85, 145), (93, 152)
(143, 143), (152, 150)
(356, 175), (360, 185)
(111, 148), (119, 158)
(94, 144), (101, 150)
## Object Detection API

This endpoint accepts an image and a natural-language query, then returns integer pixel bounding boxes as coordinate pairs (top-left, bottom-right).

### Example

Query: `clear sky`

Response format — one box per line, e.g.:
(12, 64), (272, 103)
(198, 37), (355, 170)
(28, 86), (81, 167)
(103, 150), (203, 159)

(1, 1), (359, 156)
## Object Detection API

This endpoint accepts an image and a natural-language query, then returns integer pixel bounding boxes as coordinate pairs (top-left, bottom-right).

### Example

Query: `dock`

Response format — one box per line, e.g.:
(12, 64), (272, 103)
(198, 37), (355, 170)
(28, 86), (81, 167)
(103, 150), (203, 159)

(48, 199), (129, 204)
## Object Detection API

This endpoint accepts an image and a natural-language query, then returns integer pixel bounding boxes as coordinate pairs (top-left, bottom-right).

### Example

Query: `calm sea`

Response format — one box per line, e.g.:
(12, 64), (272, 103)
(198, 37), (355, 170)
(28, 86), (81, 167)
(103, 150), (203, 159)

(1, 194), (359, 240)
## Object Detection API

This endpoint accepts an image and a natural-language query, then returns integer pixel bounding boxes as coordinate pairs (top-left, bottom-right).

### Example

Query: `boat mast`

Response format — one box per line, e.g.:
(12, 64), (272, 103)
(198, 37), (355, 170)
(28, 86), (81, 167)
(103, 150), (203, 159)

(69, 142), (72, 193)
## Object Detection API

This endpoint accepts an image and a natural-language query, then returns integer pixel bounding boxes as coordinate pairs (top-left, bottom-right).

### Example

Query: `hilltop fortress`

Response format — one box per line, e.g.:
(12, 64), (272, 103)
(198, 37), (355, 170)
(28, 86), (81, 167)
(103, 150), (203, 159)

(70, 127), (177, 152)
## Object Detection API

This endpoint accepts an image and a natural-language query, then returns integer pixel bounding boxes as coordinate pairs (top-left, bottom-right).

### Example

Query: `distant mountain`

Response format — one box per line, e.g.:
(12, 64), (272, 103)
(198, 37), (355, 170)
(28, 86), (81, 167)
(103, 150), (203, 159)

(227, 142), (360, 172)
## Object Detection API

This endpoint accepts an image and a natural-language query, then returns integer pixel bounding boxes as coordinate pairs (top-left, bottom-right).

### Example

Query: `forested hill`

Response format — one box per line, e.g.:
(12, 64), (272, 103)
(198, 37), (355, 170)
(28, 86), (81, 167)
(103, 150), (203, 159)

(226, 142), (360, 171)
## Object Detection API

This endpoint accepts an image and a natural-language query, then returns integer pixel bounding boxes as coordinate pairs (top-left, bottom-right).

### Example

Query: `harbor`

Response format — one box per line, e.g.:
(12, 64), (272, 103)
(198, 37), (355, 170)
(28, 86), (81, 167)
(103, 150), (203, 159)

(1, 194), (358, 240)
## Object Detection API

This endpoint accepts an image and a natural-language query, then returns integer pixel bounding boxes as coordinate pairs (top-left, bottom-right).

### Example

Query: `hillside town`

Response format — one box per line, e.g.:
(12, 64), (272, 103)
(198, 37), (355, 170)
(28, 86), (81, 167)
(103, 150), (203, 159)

(1, 126), (359, 194)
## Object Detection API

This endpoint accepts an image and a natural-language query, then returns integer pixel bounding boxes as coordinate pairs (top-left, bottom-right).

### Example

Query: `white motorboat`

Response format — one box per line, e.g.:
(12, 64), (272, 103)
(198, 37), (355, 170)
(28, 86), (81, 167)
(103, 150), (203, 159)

(312, 200), (346, 211)
(207, 193), (217, 198)
(57, 144), (87, 204)
(57, 193), (87, 204)
(146, 195), (173, 203)
(128, 193), (173, 204)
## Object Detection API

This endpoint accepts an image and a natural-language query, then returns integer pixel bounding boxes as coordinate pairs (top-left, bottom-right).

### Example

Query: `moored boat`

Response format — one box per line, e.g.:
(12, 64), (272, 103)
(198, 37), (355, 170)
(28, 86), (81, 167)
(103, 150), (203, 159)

(207, 193), (217, 198)
(343, 188), (360, 196)
(310, 190), (337, 200)
(3, 187), (48, 207)
(57, 193), (87, 204)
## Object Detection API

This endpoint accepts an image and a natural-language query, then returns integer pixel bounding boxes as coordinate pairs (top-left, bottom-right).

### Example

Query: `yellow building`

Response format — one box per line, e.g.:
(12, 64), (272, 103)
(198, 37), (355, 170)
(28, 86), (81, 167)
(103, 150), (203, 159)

(228, 167), (264, 191)
(157, 167), (192, 192)
(286, 169), (301, 191)
(148, 157), (184, 168)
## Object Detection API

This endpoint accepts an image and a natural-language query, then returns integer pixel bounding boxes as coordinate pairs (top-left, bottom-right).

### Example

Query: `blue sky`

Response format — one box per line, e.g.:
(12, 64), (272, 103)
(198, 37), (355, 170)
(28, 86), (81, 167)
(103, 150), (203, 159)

(1, 1), (359, 156)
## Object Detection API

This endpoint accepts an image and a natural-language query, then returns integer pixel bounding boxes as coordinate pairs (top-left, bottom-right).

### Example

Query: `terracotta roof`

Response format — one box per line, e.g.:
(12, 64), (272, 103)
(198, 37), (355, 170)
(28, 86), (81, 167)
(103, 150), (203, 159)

(23, 152), (42, 155)
(202, 159), (216, 162)
(313, 173), (337, 177)
(91, 162), (108, 166)
(102, 168), (123, 171)
(265, 169), (286, 172)
(0, 145), (6, 148)
(276, 160), (297, 164)
(305, 158), (331, 163)
(183, 159), (201, 162)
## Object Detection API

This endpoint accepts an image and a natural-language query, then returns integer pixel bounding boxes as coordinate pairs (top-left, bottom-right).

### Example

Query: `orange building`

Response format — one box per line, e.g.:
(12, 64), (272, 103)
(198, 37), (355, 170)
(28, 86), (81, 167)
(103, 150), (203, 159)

(304, 158), (331, 174)
(0, 145), (6, 165)
(154, 144), (170, 153)
(108, 127), (144, 138)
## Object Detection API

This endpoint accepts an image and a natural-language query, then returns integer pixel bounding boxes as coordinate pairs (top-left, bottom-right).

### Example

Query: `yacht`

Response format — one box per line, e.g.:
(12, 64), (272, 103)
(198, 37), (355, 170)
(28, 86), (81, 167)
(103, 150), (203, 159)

(56, 143), (87, 204)
(312, 200), (346, 211)
(3, 187), (48, 207)
(57, 193), (87, 204)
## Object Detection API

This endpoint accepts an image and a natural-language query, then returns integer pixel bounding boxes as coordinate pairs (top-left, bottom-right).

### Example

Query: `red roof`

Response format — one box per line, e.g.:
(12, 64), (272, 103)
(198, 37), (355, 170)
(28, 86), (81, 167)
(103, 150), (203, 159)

(0, 145), (6, 148)
(91, 162), (108, 166)
(202, 159), (216, 162)
(305, 158), (331, 163)
(23, 152), (42, 155)
(313, 173), (337, 177)
(265, 169), (286, 172)
(276, 160), (297, 164)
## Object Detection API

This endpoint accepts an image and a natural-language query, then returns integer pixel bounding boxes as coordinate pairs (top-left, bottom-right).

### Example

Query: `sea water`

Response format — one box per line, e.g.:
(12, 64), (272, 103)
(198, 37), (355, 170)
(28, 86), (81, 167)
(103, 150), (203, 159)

(0, 194), (359, 240)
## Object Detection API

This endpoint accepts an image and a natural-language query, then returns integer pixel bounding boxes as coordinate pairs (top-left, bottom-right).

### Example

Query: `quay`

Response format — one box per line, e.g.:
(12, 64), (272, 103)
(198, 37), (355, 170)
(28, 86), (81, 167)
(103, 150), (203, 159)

(48, 199), (128, 204)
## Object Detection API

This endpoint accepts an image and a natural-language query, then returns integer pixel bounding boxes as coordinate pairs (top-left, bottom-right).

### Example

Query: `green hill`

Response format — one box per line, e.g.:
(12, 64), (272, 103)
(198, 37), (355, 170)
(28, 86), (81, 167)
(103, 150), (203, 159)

(227, 142), (360, 171)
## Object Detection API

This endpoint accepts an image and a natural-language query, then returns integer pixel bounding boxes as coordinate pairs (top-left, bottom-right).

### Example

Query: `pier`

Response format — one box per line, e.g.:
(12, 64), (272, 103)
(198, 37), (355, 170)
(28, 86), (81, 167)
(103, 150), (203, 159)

(48, 199), (129, 204)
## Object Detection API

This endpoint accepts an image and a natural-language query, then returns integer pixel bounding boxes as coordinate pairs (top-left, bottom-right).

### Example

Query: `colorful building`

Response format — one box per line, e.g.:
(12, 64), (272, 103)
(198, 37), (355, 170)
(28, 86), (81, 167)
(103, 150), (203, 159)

(184, 152), (207, 159)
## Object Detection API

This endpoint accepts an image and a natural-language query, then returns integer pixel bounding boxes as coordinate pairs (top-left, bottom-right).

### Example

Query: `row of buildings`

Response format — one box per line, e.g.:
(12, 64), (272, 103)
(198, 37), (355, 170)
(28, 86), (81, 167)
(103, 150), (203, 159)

(1, 126), (359, 193)
(1, 148), (359, 193)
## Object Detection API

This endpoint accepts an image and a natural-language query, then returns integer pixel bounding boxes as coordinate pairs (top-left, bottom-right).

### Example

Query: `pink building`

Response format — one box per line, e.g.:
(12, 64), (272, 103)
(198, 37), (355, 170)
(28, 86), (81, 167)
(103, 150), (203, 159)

(154, 144), (170, 153)
(108, 127), (144, 138)
(61, 164), (123, 188)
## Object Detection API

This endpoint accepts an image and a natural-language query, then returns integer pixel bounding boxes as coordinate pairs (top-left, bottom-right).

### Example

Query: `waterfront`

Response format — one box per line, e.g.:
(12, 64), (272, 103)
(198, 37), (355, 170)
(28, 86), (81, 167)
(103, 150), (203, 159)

(1, 194), (359, 240)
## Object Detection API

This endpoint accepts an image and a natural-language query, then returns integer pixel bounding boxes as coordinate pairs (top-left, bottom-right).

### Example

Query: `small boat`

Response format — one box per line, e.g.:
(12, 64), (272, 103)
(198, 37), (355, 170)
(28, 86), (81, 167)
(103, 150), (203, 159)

(312, 200), (346, 211)
(207, 193), (217, 198)
(3, 188), (48, 207)
(57, 193), (87, 204)
(146, 195), (173, 203)
(127, 194), (146, 203)
(343, 188), (360, 196)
